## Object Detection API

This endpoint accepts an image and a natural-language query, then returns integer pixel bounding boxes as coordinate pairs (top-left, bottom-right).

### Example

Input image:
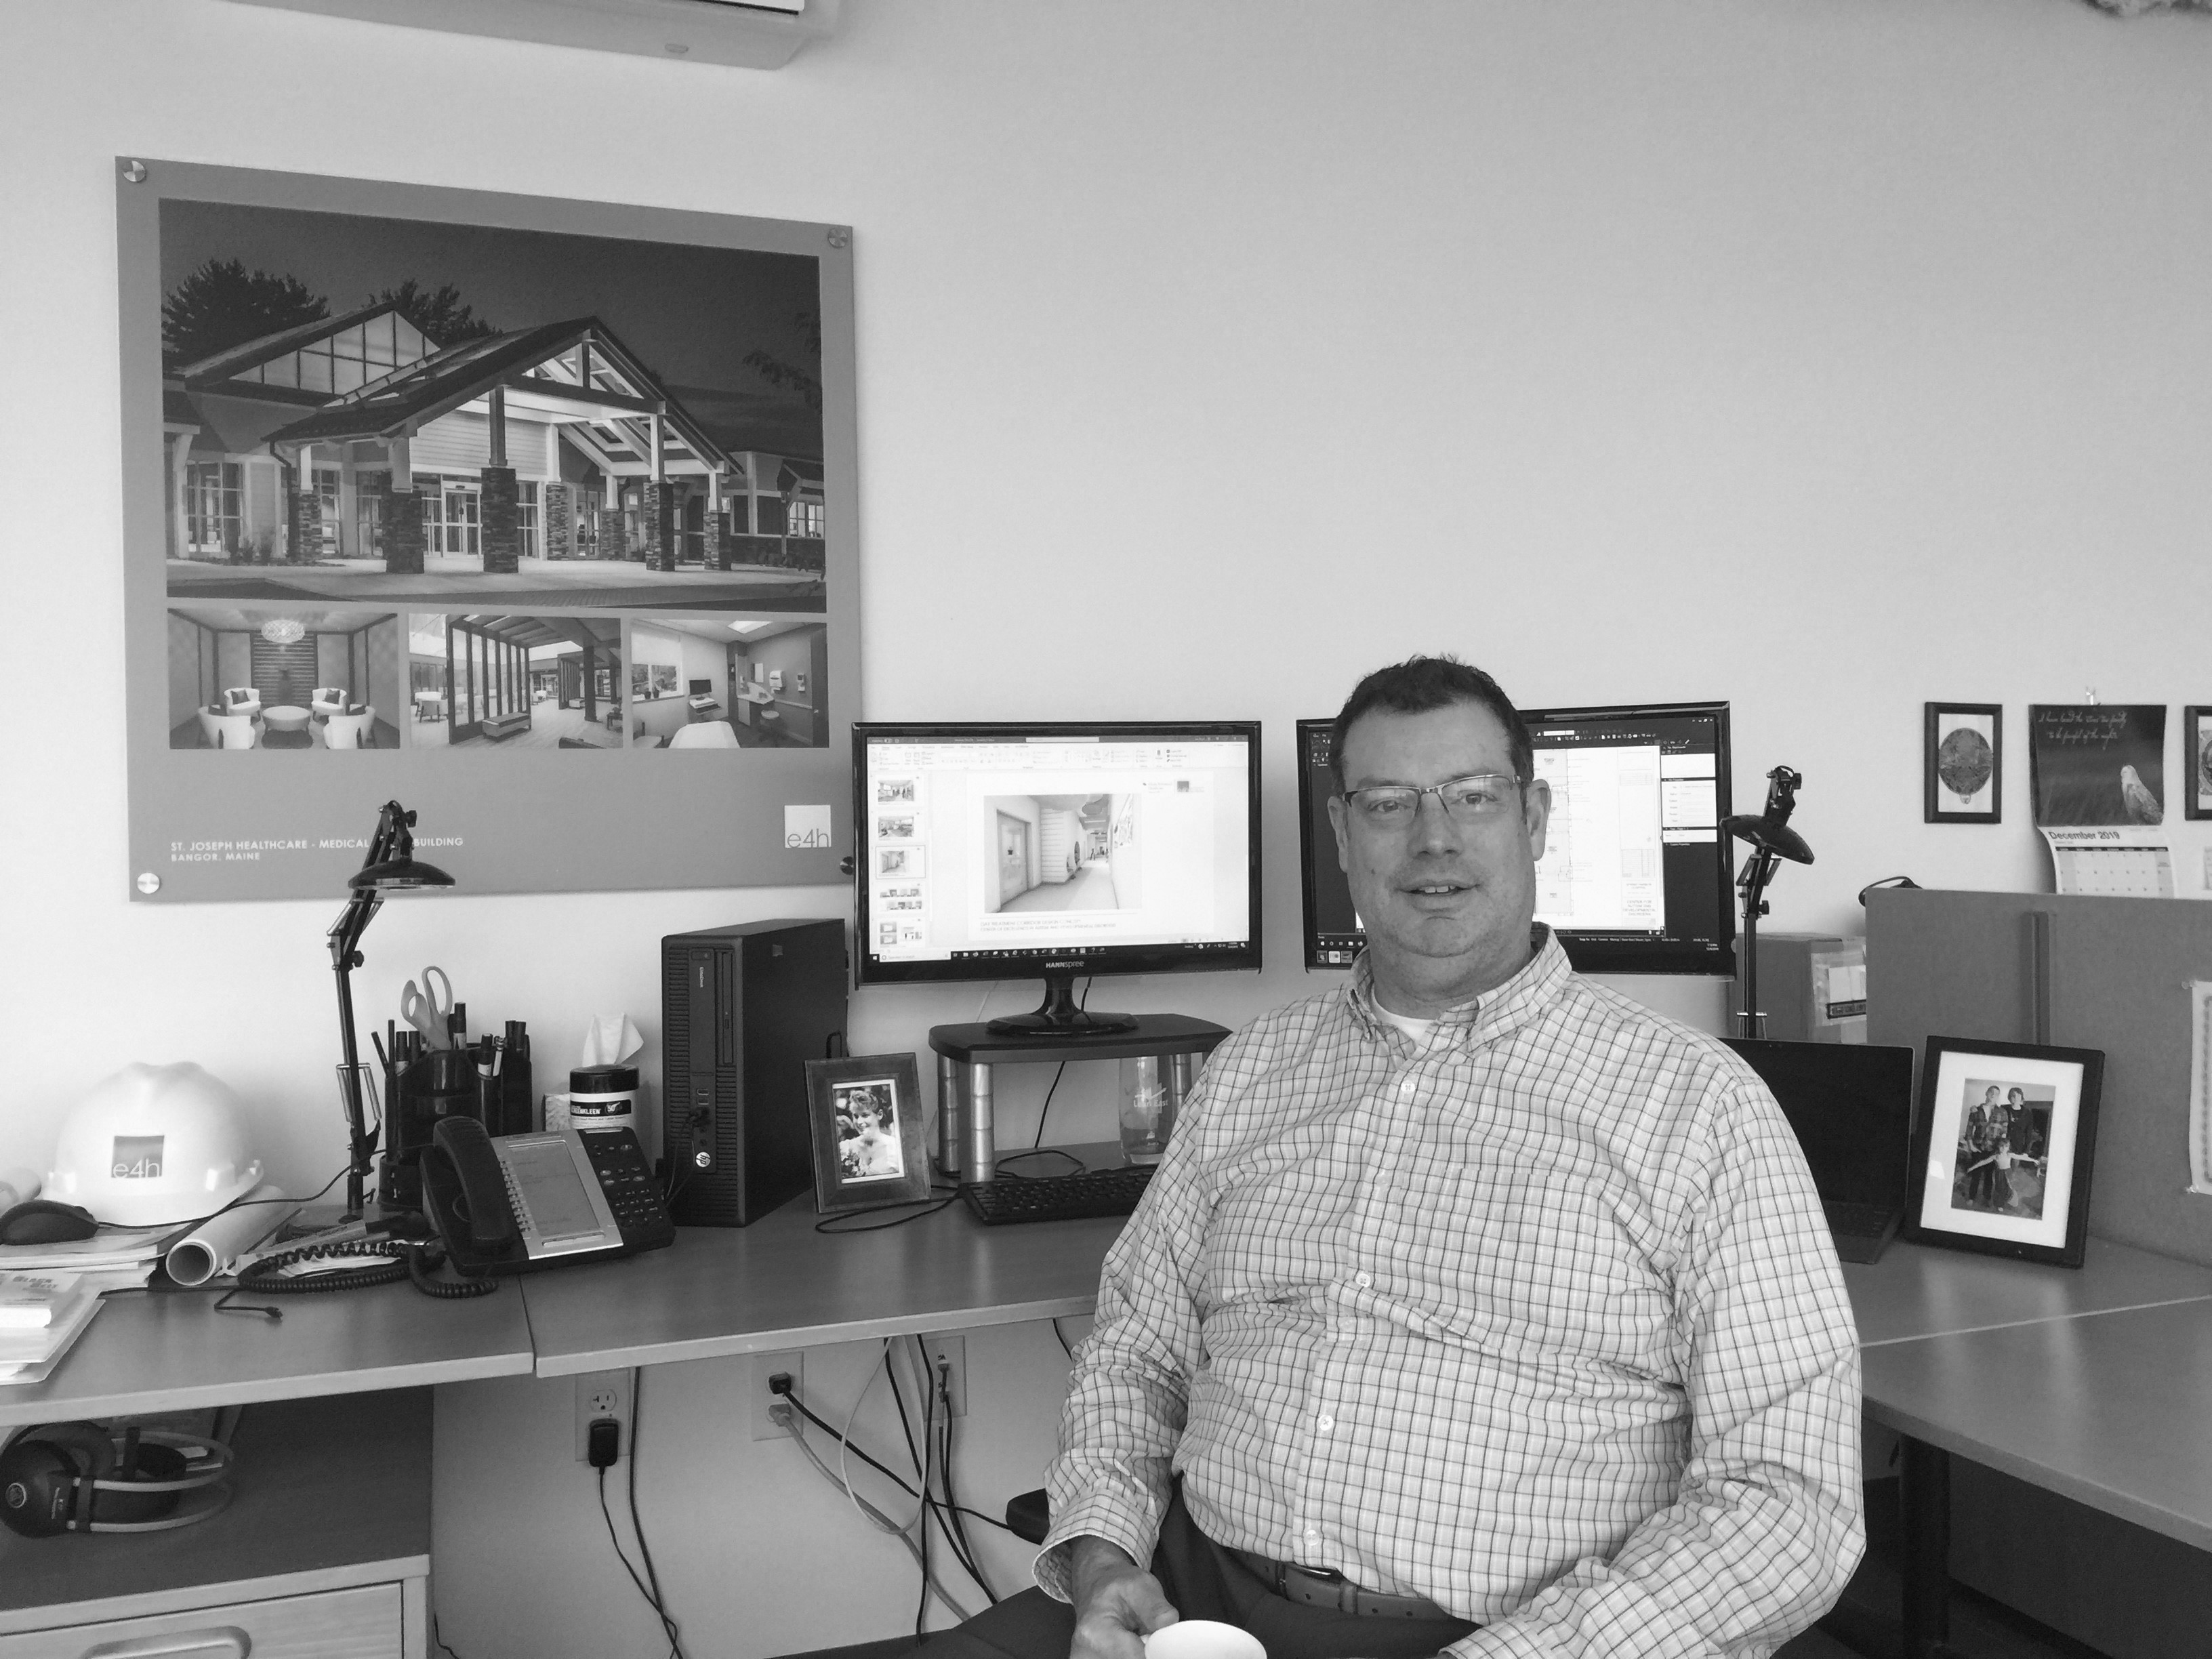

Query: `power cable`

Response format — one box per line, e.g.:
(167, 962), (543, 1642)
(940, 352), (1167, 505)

(628, 1368), (687, 1659)
(770, 1379), (975, 1624)
(775, 1384), (1013, 1538)
(886, 1341), (993, 1600)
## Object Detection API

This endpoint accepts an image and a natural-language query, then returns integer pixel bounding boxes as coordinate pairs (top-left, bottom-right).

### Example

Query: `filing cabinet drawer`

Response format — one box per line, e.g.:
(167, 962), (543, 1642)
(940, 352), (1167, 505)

(0, 1582), (401, 1659)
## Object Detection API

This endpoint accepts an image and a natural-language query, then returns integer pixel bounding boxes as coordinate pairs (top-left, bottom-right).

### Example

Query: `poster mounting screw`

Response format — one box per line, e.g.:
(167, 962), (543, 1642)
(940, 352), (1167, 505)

(121, 160), (148, 184)
(827, 228), (850, 249)
(136, 872), (161, 894)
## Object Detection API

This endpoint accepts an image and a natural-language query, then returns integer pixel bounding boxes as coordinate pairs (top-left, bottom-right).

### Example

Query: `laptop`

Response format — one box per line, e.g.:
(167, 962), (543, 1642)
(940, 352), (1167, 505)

(1723, 1039), (1914, 1265)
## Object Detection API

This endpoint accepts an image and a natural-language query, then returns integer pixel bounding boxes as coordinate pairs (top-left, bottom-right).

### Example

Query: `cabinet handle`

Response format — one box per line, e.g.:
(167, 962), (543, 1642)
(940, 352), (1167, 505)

(80, 1631), (249, 1659)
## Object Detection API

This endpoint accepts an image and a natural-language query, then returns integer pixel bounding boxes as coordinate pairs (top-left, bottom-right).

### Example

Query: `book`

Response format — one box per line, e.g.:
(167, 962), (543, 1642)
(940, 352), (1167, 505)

(0, 1288), (101, 1379)
(0, 1270), (87, 1330)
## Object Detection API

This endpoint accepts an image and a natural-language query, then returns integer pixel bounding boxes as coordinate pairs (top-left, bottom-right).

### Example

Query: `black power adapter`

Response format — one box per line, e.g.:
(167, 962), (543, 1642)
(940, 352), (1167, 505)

(586, 1417), (621, 1468)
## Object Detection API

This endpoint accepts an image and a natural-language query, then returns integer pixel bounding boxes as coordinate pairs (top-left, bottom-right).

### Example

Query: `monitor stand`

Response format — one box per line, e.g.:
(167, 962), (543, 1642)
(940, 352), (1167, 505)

(986, 970), (1139, 1038)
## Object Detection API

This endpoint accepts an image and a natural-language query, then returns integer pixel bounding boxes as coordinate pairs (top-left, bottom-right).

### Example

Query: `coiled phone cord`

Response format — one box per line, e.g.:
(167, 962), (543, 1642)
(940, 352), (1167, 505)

(236, 1238), (497, 1299)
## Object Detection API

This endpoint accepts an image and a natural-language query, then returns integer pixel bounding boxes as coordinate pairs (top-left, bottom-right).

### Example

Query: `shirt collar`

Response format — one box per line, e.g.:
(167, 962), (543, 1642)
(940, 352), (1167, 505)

(1345, 924), (1574, 1046)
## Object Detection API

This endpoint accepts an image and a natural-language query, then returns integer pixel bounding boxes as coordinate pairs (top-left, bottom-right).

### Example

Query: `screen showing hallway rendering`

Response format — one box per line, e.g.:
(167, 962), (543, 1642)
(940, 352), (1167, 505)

(626, 615), (828, 749)
(167, 607), (401, 750)
(409, 614), (623, 749)
(979, 794), (1143, 913)
(157, 199), (829, 613)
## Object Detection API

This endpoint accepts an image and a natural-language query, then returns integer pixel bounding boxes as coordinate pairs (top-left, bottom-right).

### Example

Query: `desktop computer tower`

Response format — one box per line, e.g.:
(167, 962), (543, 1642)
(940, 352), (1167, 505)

(663, 918), (848, 1227)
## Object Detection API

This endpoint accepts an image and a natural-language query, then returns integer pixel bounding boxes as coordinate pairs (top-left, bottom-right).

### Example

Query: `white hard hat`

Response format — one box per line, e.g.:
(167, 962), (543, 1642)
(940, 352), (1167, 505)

(45, 1063), (264, 1227)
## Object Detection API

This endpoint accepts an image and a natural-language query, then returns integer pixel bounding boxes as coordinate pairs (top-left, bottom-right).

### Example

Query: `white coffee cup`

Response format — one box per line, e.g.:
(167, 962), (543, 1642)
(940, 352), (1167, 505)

(1144, 1620), (1265, 1659)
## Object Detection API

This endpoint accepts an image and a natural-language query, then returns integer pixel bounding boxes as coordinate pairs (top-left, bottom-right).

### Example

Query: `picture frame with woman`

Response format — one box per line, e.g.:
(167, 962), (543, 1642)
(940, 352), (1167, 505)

(1904, 1036), (2105, 1267)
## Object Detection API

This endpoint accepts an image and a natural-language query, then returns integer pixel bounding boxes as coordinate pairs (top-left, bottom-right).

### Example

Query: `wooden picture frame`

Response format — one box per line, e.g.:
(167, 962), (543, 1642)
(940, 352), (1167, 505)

(1924, 703), (2002, 823)
(2184, 706), (2212, 822)
(1902, 1036), (2104, 1268)
(804, 1052), (931, 1214)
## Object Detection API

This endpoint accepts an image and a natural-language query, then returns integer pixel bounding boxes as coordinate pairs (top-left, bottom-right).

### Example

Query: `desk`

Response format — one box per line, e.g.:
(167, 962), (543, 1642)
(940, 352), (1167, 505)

(14, 1205), (2212, 1658)
(1842, 1235), (2212, 1348)
(1862, 1299), (2212, 1555)
(0, 1278), (535, 1429)
(1844, 1242), (2212, 1659)
(0, 1290), (525, 1655)
(523, 1164), (1124, 1376)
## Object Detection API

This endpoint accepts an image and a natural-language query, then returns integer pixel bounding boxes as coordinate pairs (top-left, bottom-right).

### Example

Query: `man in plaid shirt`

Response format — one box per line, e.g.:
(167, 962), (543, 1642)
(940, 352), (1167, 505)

(948, 656), (1862, 1659)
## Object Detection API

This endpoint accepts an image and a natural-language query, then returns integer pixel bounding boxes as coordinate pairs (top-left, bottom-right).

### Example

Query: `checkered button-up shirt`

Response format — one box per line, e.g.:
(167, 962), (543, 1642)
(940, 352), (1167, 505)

(1036, 933), (1863, 1658)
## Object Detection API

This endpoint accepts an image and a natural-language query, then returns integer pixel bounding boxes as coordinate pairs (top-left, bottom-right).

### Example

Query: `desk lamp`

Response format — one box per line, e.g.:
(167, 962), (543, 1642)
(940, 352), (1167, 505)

(328, 800), (455, 1221)
(1723, 766), (1813, 1040)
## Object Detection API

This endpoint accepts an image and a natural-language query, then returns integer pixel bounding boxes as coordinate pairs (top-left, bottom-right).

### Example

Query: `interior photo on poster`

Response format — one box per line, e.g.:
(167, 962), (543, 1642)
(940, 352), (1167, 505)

(167, 605), (403, 751)
(157, 199), (826, 614)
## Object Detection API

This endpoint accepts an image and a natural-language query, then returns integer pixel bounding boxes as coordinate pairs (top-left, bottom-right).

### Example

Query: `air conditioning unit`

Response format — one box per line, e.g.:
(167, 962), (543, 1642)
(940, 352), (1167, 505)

(220, 0), (839, 70)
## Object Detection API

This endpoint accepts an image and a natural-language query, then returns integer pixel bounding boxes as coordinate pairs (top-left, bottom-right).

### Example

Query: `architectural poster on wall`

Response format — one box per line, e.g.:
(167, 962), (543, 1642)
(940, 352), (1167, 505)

(116, 160), (857, 900)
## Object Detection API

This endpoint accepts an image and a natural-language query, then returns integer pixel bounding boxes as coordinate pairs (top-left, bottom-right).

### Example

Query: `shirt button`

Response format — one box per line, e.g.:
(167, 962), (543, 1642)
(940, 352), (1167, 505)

(1305, 1527), (1321, 1544)
(1353, 1271), (1372, 1289)
(1317, 1415), (1334, 1432)
(1399, 1077), (1414, 1093)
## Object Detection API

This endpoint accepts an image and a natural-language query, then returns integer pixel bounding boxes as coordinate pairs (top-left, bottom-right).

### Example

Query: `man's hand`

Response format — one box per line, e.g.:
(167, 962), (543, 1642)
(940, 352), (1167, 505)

(1068, 1536), (1179, 1659)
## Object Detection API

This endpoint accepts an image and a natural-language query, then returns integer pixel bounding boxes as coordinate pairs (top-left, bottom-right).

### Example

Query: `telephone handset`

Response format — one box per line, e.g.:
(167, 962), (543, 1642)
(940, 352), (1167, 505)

(422, 1117), (675, 1278)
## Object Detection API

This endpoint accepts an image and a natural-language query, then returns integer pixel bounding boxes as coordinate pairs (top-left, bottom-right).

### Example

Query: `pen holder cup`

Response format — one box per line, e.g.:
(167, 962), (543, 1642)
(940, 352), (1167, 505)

(377, 1048), (482, 1210)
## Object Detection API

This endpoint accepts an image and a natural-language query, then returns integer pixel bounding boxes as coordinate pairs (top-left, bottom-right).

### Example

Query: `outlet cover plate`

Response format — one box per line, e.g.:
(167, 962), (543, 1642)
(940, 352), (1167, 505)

(574, 1369), (631, 1461)
(752, 1350), (806, 1441)
(919, 1333), (966, 1418)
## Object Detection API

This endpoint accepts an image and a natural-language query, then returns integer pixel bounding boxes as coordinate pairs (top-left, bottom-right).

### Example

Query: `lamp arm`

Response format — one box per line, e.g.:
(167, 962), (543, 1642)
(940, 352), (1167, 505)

(325, 800), (408, 1220)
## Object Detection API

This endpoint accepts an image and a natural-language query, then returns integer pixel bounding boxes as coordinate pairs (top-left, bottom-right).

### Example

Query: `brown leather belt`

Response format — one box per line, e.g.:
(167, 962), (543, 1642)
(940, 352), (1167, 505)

(1228, 1548), (1453, 1620)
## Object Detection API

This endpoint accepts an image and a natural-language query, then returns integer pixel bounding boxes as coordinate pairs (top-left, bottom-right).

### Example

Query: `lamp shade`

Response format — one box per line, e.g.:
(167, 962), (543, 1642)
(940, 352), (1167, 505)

(348, 856), (456, 891)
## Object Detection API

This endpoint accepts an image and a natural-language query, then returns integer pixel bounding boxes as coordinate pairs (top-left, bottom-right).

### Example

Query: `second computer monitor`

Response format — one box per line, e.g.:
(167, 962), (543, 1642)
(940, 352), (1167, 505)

(853, 721), (1262, 1031)
(1298, 701), (1736, 975)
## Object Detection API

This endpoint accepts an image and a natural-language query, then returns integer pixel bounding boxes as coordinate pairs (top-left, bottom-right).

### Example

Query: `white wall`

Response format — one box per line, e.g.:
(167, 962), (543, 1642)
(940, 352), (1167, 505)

(8, 1), (2212, 1654)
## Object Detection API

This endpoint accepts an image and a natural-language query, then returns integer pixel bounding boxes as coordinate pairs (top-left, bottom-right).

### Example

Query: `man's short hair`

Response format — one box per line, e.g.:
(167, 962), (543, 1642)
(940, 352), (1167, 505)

(1330, 654), (1534, 793)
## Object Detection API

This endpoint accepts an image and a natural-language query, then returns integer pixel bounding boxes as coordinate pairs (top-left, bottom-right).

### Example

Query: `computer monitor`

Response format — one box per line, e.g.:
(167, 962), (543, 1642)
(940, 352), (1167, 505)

(853, 721), (1263, 1035)
(1297, 701), (1736, 975)
(689, 678), (712, 695)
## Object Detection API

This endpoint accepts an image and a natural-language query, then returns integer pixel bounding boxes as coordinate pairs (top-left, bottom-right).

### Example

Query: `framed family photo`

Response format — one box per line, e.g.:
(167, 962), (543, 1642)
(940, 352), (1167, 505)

(1924, 703), (2002, 822)
(1903, 1036), (2104, 1267)
(2185, 706), (2212, 822)
(804, 1052), (930, 1214)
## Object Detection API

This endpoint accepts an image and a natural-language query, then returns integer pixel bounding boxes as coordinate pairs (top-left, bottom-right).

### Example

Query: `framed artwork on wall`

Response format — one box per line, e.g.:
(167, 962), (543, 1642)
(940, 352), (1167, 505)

(1902, 1036), (2104, 1268)
(1924, 703), (2002, 823)
(116, 158), (859, 900)
(2185, 706), (2212, 821)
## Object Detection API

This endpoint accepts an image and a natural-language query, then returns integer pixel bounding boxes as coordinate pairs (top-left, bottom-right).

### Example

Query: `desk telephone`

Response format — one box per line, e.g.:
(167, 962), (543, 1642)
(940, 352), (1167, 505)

(422, 1118), (675, 1275)
(235, 1120), (674, 1298)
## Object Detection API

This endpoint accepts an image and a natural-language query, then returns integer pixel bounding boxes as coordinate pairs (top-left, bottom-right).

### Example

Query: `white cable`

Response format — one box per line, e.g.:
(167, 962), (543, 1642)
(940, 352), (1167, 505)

(773, 1403), (975, 1623)
(841, 1342), (928, 1533)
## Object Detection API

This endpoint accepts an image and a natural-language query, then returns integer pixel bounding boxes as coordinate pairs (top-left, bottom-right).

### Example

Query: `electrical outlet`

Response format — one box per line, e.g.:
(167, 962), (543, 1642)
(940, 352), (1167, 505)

(751, 1350), (805, 1441)
(573, 1370), (630, 1462)
(920, 1333), (966, 1418)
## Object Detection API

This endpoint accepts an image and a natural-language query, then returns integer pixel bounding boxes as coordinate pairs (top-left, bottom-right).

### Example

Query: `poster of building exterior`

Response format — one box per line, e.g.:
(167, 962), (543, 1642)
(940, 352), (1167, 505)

(117, 159), (857, 900)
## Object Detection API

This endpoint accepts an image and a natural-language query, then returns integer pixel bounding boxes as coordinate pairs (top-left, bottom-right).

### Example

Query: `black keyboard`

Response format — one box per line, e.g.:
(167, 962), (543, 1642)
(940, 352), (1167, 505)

(959, 1164), (1156, 1225)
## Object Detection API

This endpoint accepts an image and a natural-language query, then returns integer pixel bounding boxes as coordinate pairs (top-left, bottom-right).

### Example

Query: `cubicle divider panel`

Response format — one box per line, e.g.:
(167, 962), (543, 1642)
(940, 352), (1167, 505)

(1866, 888), (2212, 1268)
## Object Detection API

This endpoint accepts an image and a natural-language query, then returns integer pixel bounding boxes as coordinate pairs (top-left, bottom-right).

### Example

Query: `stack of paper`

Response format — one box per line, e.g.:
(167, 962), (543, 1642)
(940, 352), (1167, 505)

(0, 1225), (177, 1295)
(0, 1271), (104, 1385)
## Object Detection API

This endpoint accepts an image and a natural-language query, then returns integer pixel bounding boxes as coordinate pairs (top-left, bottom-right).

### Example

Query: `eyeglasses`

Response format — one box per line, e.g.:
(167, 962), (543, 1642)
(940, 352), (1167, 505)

(1341, 773), (1522, 826)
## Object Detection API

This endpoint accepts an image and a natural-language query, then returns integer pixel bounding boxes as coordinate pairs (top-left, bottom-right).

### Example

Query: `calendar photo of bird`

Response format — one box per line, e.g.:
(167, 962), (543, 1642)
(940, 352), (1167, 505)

(2028, 704), (2168, 828)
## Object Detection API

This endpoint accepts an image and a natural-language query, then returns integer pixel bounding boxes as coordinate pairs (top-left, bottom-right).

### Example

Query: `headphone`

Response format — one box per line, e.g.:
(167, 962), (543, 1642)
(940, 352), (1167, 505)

(0, 1422), (234, 1537)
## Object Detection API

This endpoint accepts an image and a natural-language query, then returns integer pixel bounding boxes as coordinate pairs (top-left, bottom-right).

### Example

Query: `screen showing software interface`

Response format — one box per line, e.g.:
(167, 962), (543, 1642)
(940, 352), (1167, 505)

(1300, 709), (1727, 966)
(863, 734), (1253, 967)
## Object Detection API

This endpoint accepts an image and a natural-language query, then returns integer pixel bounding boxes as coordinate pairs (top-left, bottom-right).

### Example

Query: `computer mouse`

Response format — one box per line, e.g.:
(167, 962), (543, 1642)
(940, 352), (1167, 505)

(0, 1200), (100, 1245)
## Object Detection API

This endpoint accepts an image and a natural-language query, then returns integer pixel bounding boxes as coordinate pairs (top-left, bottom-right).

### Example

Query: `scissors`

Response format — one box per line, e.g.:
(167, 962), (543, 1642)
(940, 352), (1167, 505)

(400, 966), (456, 1050)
